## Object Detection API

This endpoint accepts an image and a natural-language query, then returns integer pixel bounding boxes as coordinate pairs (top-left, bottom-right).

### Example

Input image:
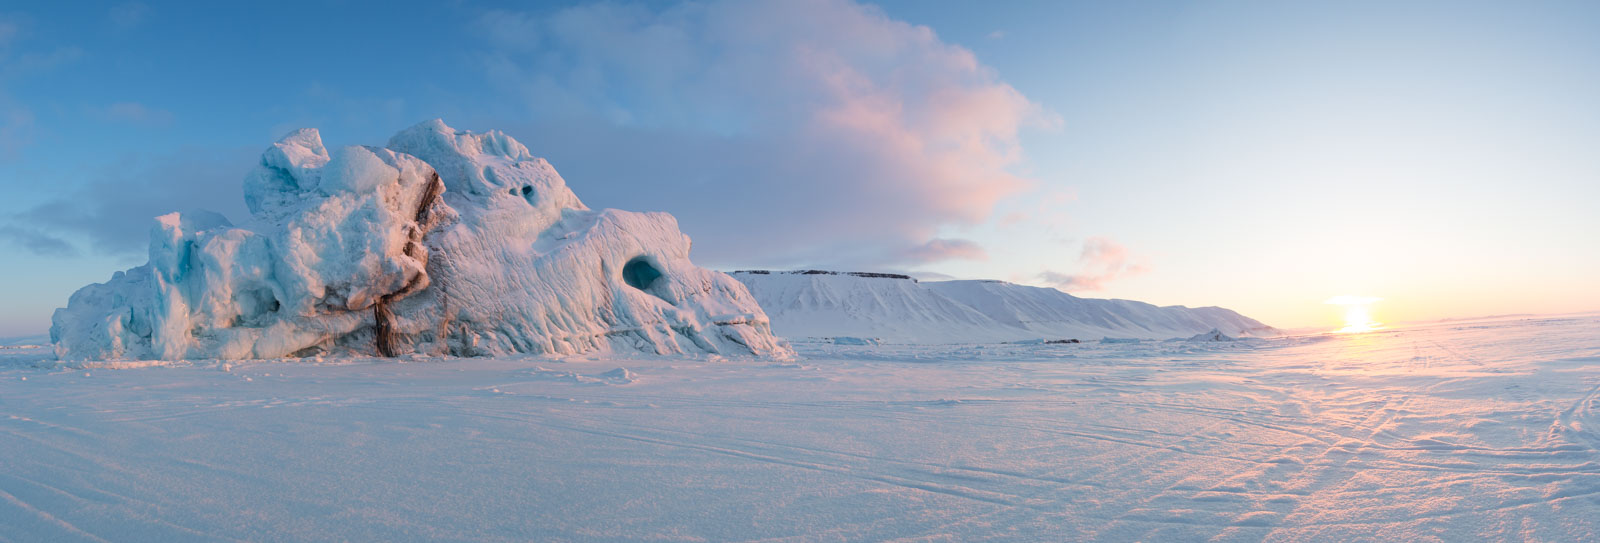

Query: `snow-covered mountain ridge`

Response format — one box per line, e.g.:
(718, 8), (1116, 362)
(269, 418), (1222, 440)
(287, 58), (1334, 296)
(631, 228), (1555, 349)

(731, 270), (1275, 343)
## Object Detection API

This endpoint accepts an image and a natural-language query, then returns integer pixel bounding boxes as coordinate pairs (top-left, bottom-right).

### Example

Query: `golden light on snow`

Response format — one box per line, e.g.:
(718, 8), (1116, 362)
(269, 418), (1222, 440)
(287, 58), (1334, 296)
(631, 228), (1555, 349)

(1326, 295), (1382, 333)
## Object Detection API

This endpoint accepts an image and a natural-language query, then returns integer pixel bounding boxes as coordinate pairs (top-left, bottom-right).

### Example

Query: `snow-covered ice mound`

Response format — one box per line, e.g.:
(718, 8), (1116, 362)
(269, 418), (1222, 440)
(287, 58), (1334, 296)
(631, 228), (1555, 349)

(51, 120), (790, 360)
(1186, 328), (1237, 342)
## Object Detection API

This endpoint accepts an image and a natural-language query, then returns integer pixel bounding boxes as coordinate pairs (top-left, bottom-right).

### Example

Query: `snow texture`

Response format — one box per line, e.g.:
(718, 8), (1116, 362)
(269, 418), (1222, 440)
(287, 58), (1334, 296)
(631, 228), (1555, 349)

(3, 314), (1598, 541)
(732, 271), (1275, 343)
(50, 120), (789, 360)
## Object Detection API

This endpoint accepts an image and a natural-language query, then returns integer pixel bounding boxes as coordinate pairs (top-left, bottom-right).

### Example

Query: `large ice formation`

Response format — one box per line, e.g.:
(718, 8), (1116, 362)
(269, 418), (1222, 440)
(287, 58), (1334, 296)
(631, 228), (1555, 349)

(51, 120), (790, 360)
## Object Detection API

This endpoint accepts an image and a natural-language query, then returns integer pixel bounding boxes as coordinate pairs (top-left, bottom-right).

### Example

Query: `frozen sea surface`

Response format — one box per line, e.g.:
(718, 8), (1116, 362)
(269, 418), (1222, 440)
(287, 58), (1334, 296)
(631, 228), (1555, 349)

(2, 315), (1598, 541)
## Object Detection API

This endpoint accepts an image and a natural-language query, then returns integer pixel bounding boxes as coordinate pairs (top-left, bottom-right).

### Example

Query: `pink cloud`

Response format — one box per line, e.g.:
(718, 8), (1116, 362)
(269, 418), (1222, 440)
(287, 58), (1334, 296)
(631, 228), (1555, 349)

(473, 0), (1053, 269)
(902, 238), (988, 264)
(1039, 236), (1149, 292)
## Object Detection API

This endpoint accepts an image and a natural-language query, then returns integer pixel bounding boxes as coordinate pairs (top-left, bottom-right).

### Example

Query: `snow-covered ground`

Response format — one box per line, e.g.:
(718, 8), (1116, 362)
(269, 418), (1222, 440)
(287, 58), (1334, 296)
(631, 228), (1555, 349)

(2, 314), (1598, 541)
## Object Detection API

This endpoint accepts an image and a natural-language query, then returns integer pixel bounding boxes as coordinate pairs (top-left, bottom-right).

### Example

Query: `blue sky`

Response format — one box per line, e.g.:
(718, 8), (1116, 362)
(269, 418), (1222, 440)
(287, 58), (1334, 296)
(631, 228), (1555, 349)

(1, 0), (1597, 336)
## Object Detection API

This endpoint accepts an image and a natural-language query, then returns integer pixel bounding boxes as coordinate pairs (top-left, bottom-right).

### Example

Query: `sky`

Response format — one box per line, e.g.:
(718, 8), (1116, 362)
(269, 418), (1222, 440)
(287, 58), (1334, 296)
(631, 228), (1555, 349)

(0, 0), (1596, 337)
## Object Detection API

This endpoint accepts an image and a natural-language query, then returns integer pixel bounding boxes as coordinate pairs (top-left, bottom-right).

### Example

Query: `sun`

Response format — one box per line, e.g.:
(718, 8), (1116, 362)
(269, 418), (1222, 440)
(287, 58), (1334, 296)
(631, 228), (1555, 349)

(1325, 295), (1382, 334)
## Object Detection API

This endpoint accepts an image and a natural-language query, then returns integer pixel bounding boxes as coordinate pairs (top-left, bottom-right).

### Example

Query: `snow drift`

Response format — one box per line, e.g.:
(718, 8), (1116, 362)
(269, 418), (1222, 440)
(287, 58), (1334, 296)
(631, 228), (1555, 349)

(731, 271), (1274, 343)
(51, 120), (789, 360)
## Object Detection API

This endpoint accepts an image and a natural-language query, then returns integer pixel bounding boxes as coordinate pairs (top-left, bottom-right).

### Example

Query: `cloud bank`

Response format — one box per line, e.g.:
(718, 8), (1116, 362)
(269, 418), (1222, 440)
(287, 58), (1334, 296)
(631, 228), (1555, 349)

(9, 148), (254, 256)
(473, 0), (1053, 269)
(0, 225), (76, 257)
(5, 0), (1053, 271)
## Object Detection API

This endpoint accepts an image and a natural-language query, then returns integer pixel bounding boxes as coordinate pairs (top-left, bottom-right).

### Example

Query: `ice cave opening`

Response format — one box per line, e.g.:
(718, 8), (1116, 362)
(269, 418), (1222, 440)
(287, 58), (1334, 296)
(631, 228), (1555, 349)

(622, 257), (663, 291)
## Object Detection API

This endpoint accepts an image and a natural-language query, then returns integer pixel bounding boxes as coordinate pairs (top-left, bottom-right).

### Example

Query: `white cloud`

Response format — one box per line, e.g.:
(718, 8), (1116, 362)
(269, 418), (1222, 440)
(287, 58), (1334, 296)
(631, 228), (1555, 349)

(472, 0), (1055, 269)
(13, 148), (256, 255)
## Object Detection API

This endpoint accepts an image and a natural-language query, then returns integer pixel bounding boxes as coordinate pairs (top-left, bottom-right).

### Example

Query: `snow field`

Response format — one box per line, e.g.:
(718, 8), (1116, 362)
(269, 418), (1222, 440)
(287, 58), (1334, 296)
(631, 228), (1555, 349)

(1, 314), (1597, 541)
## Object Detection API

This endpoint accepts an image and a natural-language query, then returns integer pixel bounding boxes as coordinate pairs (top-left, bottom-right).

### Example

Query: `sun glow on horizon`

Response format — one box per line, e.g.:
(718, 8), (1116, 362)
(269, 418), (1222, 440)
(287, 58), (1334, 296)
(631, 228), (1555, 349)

(1326, 295), (1382, 334)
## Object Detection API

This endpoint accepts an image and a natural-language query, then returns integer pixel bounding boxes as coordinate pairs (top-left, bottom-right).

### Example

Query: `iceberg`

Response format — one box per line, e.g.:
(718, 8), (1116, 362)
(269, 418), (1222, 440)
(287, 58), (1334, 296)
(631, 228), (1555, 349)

(51, 120), (790, 360)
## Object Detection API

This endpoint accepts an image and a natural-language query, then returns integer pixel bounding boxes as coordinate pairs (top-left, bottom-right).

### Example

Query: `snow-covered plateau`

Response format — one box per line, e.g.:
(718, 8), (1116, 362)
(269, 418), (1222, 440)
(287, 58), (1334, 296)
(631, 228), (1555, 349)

(49, 120), (788, 361)
(2, 314), (1598, 541)
(733, 270), (1276, 343)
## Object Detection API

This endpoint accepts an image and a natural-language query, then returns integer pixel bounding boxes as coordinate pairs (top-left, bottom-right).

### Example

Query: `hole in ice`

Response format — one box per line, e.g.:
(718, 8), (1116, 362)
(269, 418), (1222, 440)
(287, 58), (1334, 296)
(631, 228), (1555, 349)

(521, 185), (532, 196)
(230, 287), (281, 328)
(622, 257), (663, 291)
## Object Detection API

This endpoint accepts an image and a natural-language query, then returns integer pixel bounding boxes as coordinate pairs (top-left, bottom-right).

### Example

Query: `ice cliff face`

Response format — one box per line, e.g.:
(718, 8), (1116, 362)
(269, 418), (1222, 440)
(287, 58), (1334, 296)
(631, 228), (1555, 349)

(51, 120), (790, 360)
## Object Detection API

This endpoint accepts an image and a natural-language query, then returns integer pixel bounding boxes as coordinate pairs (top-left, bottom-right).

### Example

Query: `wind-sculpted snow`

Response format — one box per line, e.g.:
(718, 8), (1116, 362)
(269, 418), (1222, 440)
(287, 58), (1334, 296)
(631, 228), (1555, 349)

(51, 120), (789, 360)
(4, 315), (1598, 540)
(732, 271), (1274, 343)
